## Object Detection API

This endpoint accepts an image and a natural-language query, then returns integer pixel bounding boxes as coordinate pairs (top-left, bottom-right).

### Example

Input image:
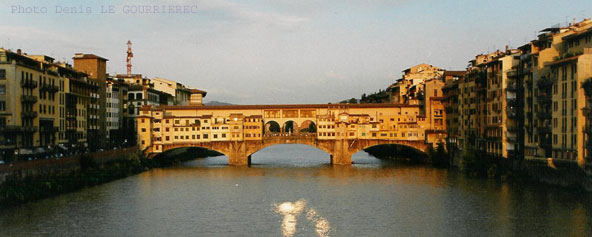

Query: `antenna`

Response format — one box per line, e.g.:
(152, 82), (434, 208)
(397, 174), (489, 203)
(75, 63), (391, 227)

(126, 40), (133, 76)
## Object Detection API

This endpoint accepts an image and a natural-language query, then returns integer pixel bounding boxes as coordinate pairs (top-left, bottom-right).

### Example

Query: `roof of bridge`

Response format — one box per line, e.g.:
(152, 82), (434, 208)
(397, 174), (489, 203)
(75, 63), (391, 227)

(148, 103), (419, 111)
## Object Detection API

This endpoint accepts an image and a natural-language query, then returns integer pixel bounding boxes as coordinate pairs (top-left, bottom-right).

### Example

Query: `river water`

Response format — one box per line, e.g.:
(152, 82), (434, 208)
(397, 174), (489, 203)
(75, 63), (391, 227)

(1, 144), (591, 236)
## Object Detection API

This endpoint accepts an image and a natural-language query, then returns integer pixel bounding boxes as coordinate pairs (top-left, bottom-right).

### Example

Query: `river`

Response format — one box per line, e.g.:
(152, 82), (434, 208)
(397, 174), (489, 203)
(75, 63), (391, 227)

(1, 144), (591, 236)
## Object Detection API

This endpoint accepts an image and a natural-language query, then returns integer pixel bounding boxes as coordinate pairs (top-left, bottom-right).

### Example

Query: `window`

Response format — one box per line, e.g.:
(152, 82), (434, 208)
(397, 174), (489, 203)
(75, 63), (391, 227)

(0, 101), (5, 111)
(0, 85), (5, 95)
(0, 69), (5, 79)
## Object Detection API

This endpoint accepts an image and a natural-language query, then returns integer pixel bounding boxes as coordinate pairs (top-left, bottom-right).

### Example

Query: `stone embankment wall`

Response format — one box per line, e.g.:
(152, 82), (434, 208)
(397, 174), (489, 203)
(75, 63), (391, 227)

(0, 147), (138, 185)
(520, 158), (592, 191)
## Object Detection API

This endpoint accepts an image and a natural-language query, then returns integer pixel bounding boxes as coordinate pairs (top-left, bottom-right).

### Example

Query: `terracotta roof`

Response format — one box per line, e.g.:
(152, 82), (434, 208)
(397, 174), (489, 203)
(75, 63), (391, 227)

(190, 89), (207, 95)
(73, 53), (108, 61)
(546, 55), (581, 67)
(562, 27), (592, 41)
(443, 71), (467, 77)
(157, 103), (419, 110)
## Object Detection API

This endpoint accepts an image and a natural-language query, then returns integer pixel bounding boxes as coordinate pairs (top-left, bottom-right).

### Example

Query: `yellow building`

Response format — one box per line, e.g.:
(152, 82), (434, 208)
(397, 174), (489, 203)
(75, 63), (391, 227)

(137, 104), (445, 157)
(0, 48), (99, 160)
(517, 18), (592, 165)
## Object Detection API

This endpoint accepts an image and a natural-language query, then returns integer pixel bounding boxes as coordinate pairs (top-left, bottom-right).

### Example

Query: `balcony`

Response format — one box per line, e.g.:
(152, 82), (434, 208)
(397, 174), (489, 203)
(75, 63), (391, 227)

(537, 126), (551, 135)
(22, 126), (38, 133)
(20, 95), (38, 104)
(21, 110), (38, 119)
(537, 77), (554, 89)
(536, 112), (551, 120)
(0, 125), (23, 133)
(506, 83), (518, 92)
(507, 69), (519, 78)
(537, 92), (552, 105)
(20, 79), (38, 88)
(39, 126), (59, 133)
(506, 135), (517, 143)
(40, 84), (59, 93)
(507, 124), (518, 133)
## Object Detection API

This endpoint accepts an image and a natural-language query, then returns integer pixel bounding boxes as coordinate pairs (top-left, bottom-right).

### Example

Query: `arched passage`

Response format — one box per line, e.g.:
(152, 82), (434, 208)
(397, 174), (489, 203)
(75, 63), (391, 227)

(299, 120), (316, 133)
(264, 121), (281, 134)
(282, 121), (298, 134)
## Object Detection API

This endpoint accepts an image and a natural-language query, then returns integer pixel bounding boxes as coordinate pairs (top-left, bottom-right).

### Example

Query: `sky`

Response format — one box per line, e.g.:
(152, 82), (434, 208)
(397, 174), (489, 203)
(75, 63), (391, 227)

(1, 0), (591, 104)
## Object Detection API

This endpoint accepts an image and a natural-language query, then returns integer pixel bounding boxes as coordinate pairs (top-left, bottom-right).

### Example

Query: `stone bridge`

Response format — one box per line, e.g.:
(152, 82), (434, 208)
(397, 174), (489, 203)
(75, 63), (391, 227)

(138, 103), (446, 165)
(148, 134), (429, 165)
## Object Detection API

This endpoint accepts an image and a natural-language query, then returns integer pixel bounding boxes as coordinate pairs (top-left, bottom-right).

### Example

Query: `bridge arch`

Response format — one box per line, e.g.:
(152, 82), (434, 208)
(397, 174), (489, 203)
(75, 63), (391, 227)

(151, 146), (226, 164)
(282, 121), (299, 134)
(299, 120), (316, 133)
(355, 143), (428, 161)
(246, 143), (334, 165)
(264, 121), (281, 134)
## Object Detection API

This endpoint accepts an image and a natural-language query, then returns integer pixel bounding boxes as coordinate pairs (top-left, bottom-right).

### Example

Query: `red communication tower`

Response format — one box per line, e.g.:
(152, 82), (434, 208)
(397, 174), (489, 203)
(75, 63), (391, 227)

(126, 40), (133, 75)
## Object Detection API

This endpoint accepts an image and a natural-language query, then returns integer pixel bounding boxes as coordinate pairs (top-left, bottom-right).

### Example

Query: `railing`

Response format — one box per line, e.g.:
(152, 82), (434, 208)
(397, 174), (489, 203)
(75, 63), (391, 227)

(20, 79), (38, 88)
(21, 111), (38, 119)
(39, 126), (59, 133)
(506, 83), (518, 92)
(537, 126), (551, 134)
(263, 133), (317, 138)
(536, 92), (552, 104)
(20, 95), (38, 104)
(506, 135), (517, 143)
(0, 125), (23, 133)
(22, 126), (38, 133)
(506, 124), (518, 133)
(507, 69), (519, 78)
(40, 84), (59, 93)
(536, 112), (551, 120)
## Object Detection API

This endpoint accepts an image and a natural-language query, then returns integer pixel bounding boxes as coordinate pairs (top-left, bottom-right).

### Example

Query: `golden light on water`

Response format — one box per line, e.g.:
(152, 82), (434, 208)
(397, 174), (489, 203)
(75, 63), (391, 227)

(273, 199), (331, 237)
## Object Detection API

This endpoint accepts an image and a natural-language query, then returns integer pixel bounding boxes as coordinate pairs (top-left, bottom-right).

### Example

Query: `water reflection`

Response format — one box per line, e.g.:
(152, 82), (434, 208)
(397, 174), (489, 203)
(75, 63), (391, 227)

(0, 144), (591, 236)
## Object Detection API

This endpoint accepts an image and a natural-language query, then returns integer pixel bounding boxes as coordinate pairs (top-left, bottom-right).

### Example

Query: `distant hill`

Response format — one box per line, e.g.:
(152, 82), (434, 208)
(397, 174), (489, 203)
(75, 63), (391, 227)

(339, 88), (390, 104)
(204, 101), (233, 106)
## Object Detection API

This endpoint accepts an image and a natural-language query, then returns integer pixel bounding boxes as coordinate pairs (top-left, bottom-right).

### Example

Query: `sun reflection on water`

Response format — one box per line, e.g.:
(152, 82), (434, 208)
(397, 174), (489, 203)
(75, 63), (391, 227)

(273, 199), (331, 237)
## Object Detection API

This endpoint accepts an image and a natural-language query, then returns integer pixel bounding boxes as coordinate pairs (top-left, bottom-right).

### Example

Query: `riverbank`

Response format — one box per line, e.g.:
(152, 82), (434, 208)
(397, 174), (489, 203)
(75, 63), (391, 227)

(518, 157), (592, 191)
(366, 145), (592, 192)
(0, 147), (219, 206)
(0, 147), (150, 206)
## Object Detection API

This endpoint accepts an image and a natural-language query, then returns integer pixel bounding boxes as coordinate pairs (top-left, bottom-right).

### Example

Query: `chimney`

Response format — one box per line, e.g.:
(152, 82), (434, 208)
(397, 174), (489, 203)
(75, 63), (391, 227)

(16, 49), (21, 55)
(505, 45), (509, 53)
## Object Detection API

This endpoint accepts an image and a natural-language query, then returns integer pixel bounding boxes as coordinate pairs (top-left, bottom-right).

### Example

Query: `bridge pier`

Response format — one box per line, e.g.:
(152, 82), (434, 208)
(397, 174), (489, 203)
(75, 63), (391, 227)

(330, 139), (352, 165)
(227, 152), (249, 166)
